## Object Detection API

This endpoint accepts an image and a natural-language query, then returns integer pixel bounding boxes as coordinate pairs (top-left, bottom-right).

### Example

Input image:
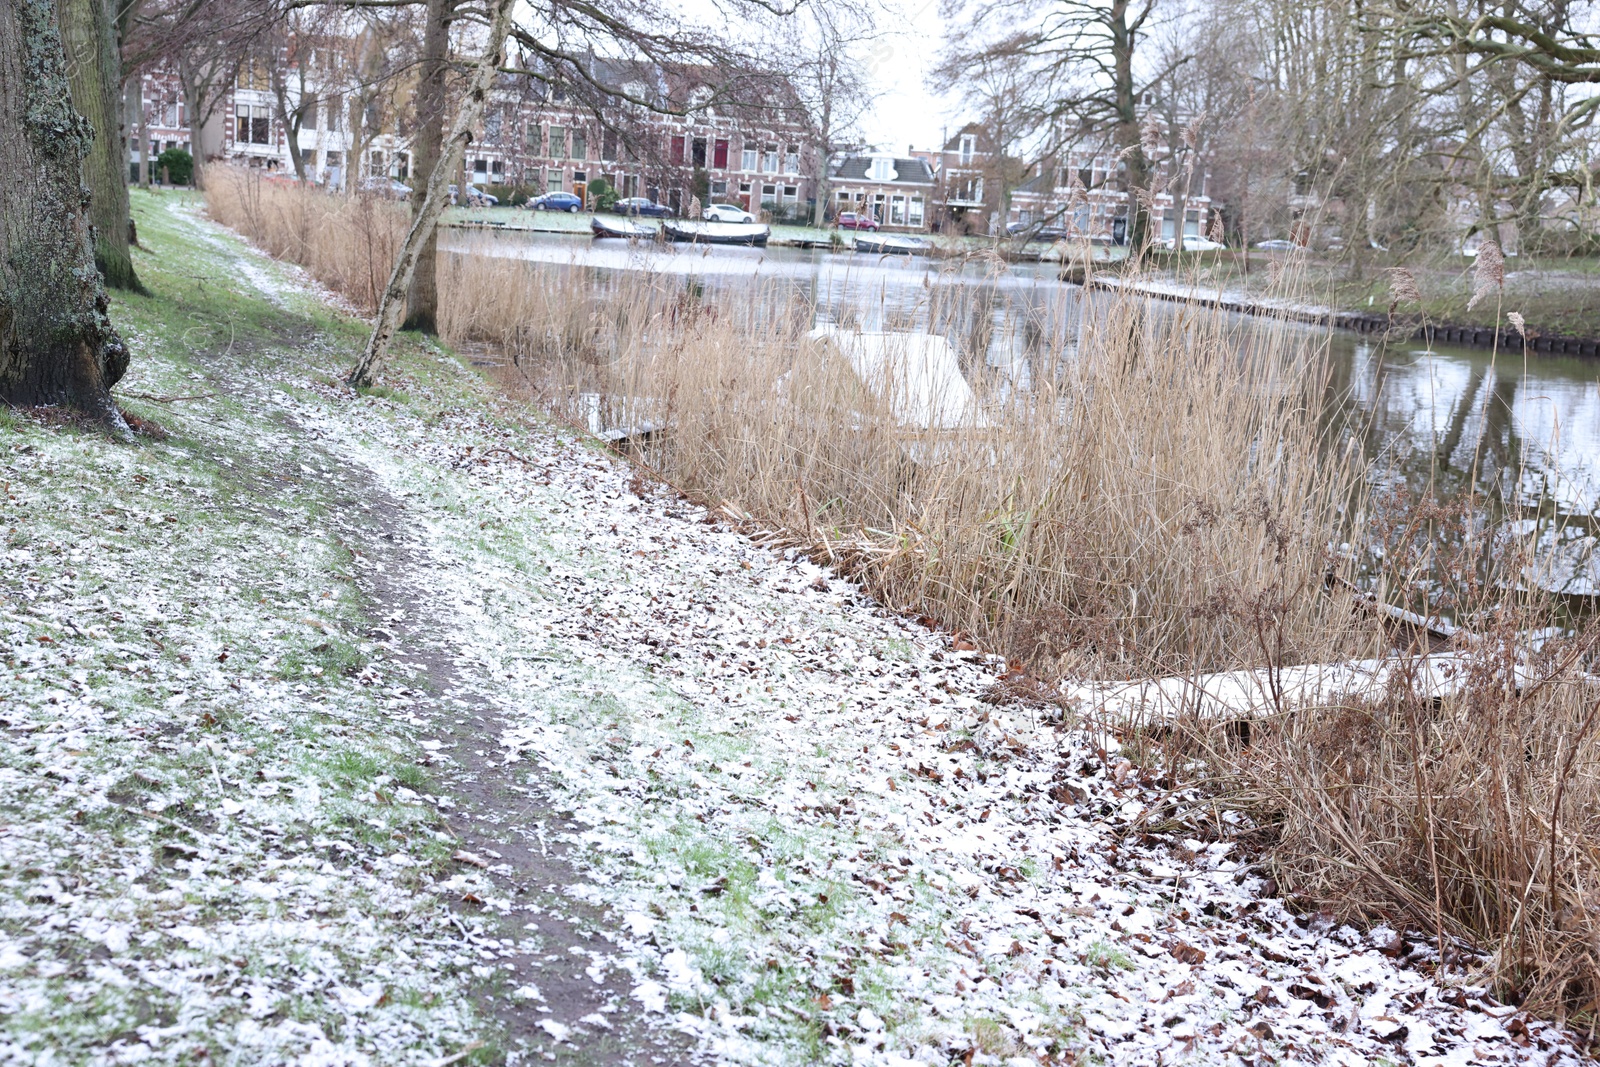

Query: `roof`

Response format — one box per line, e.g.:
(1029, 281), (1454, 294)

(941, 122), (989, 152)
(829, 156), (935, 185)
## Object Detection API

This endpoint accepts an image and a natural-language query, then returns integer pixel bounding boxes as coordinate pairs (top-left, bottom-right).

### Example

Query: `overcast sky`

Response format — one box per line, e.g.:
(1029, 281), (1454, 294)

(853, 0), (954, 155)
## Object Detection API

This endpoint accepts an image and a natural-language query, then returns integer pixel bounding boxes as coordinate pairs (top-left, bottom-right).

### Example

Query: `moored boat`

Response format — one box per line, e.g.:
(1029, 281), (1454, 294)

(661, 220), (770, 247)
(591, 215), (657, 239)
(853, 234), (932, 255)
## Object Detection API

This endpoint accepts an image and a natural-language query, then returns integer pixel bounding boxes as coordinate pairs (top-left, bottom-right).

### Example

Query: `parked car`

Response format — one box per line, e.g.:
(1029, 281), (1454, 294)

(360, 177), (412, 200)
(1254, 239), (1297, 251)
(835, 211), (879, 231)
(529, 191), (582, 212)
(612, 197), (673, 218)
(448, 183), (498, 207)
(1006, 221), (1069, 241)
(703, 203), (755, 224)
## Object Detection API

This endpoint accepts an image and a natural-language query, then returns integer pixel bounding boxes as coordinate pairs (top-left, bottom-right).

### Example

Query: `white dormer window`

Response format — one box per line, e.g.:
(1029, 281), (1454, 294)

(870, 157), (894, 181)
(959, 134), (976, 164)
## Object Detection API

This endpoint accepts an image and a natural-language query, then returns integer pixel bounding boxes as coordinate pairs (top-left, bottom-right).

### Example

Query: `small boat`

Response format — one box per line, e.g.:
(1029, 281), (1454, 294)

(661, 220), (770, 247)
(591, 216), (657, 239)
(854, 234), (932, 256)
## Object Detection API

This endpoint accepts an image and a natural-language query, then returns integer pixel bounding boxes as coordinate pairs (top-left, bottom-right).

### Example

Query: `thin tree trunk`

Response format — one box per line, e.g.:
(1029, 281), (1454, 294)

(0, 0), (129, 426)
(402, 0), (452, 334)
(1110, 0), (1150, 261)
(57, 0), (140, 291)
(346, 0), (515, 388)
(129, 76), (150, 189)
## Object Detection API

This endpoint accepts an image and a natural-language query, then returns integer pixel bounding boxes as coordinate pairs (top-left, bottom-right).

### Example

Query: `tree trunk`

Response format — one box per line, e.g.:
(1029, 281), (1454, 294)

(402, 0), (452, 334)
(1109, 0), (1151, 261)
(57, 0), (140, 291)
(0, 0), (129, 425)
(347, 0), (516, 388)
(179, 61), (206, 189)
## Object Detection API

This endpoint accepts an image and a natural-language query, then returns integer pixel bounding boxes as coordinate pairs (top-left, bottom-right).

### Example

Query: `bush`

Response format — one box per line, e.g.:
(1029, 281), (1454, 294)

(586, 177), (619, 211)
(156, 147), (193, 186)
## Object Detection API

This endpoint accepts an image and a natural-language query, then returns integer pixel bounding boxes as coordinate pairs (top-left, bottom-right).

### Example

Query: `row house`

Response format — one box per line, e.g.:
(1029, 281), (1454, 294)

(911, 123), (1006, 235)
(827, 155), (937, 231)
(130, 45), (820, 216)
(1009, 149), (1214, 244)
(133, 58), (409, 191)
(468, 69), (818, 216)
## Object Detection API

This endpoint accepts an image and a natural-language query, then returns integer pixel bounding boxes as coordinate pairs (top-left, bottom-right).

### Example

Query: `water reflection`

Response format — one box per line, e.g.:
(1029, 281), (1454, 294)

(443, 227), (1600, 515)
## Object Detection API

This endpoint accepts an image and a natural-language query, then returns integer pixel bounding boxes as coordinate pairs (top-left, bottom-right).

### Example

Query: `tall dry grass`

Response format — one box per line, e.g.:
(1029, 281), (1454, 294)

(205, 167), (1600, 1023)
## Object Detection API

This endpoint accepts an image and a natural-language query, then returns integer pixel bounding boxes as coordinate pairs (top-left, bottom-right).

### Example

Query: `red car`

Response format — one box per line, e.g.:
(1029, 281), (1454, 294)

(836, 211), (880, 231)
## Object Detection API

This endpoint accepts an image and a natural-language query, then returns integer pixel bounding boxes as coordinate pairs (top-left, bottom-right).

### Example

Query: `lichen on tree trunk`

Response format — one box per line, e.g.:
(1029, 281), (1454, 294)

(0, 0), (130, 427)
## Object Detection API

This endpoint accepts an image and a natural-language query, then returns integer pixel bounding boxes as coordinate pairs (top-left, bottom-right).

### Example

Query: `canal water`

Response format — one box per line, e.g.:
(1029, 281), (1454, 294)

(443, 227), (1600, 518)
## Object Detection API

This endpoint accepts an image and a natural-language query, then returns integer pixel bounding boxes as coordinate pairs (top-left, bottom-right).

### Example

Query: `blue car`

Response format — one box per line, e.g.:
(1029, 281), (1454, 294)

(530, 191), (582, 212)
(612, 197), (674, 218)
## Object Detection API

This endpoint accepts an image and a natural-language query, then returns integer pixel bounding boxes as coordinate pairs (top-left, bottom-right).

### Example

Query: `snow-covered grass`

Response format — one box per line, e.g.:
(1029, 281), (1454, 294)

(0, 194), (509, 1065)
(6, 189), (1590, 1066)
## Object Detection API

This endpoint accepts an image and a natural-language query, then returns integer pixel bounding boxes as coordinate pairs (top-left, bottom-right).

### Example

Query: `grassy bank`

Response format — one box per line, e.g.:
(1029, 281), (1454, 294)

(203, 168), (1600, 1028)
(1145, 249), (1600, 340)
(0, 192), (516, 1061)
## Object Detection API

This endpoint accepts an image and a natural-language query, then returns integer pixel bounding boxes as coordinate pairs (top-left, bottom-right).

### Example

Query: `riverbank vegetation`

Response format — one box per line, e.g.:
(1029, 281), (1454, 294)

(206, 169), (1600, 1028)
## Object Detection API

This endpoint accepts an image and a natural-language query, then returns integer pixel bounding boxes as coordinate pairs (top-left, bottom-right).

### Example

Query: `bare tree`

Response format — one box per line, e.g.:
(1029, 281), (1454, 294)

(938, 0), (1190, 256)
(345, 0), (516, 388)
(1, 0), (129, 425)
(774, 5), (878, 227)
(402, 0), (453, 333)
(929, 48), (1032, 232)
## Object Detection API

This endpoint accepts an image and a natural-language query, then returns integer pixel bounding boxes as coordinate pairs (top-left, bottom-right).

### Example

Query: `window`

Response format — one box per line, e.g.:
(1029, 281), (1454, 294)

(369, 150), (384, 178)
(603, 130), (619, 161)
(491, 159), (504, 177)
(837, 190), (850, 201)
(302, 99), (319, 131)
(692, 138), (706, 168)
(890, 195), (906, 225)
(549, 126), (566, 160)
(762, 145), (778, 172)
(485, 110), (503, 141)
(783, 185), (797, 201)
(713, 139), (728, 168)
(909, 197), (925, 226)
(236, 57), (270, 91)
(547, 170), (563, 193)
(741, 147), (758, 171)
(528, 167), (541, 190)
(236, 104), (270, 145)
(670, 135), (685, 165)
(571, 130), (586, 160)
(762, 183), (776, 198)
(327, 95), (343, 133)
(525, 122), (541, 152)
(870, 158), (893, 181)
(710, 180), (725, 195)
(784, 145), (799, 174)
(959, 134), (976, 164)
(739, 181), (751, 194)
